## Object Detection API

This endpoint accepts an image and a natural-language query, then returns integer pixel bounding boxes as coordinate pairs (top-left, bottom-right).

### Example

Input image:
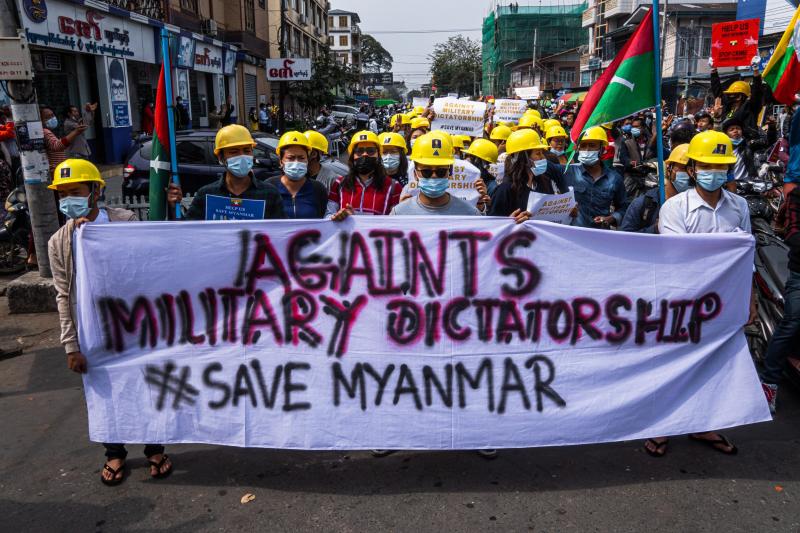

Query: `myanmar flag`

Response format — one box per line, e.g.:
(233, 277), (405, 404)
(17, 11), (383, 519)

(763, 5), (800, 106)
(148, 64), (172, 220)
(571, 8), (656, 141)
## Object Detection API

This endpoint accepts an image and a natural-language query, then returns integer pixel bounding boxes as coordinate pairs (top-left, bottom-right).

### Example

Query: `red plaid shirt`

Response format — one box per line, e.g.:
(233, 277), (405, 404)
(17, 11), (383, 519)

(328, 176), (402, 216)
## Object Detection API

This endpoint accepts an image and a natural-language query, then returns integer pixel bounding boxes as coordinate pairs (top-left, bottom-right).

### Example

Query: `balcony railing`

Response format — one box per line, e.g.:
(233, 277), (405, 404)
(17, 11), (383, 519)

(106, 0), (167, 19)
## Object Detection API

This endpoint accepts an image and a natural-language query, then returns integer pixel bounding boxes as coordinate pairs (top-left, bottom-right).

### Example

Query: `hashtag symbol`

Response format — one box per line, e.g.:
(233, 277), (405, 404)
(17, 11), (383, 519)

(144, 361), (199, 411)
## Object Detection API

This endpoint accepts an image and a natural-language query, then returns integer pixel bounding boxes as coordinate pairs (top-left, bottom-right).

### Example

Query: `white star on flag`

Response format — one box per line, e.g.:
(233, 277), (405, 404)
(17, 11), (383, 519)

(149, 154), (171, 172)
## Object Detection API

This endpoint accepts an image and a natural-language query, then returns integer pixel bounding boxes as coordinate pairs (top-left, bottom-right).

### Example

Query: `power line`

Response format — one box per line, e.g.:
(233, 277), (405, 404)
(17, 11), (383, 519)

(362, 28), (481, 34)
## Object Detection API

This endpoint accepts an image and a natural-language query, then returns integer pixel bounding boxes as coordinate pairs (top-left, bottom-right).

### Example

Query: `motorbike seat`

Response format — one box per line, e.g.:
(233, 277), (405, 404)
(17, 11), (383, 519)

(757, 239), (790, 295)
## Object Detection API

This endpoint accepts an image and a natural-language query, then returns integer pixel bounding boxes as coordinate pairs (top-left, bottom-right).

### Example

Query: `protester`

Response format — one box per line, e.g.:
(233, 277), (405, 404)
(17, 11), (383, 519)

(463, 138), (500, 196)
(551, 126), (628, 228)
(490, 125), (512, 154)
(304, 130), (341, 191)
(710, 56), (764, 137)
(490, 129), (561, 216)
(544, 125), (570, 165)
(208, 105), (224, 130)
(648, 130), (753, 456)
(326, 131), (403, 219)
(663, 143), (691, 199)
(259, 103), (271, 132)
(723, 116), (777, 185)
(41, 105), (89, 176)
(694, 111), (713, 133)
(167, 125), (285, 220)
(390, 113), (412, 140)
(63, 103), (96, 160)
(175, 96), (190, 130)
(452, 135), (471, 159)
(409, 117), (430, 148)
(266, 132), (327, 218)
(248, 107), (258, 131)
(47, 159), (172, 485)
(379, 132), (410, 186)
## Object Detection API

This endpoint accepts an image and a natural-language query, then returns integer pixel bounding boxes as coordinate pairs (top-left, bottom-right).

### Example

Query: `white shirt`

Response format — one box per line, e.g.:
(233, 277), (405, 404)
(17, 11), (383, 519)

(93, 208), (110, 224)
(658, 187), (750, 234)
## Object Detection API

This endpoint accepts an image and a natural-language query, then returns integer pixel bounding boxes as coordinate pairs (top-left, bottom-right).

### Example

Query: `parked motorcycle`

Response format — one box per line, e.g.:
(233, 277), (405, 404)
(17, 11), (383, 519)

(0, 187), (30, 274)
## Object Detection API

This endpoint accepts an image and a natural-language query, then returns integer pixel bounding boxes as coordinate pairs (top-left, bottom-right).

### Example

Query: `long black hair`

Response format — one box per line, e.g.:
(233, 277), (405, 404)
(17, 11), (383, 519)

(507, 151), (554, 196)
(341, 148), (387, 192)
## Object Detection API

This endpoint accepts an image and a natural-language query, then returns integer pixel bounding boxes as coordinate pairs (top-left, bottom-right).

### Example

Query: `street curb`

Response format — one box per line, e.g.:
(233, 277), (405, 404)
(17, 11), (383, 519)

(6, 271), (57, 314)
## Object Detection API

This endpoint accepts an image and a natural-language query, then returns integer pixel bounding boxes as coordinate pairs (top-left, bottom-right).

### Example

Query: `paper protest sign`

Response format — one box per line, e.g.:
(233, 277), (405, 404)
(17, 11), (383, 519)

(526, 189), (576, 224)
(405, 160), (481, 206)
(711, 19), (759, 68)
(74, 219), (768, 449)
(431, 98), (487, 137)
(494, 99), (528, 123)
(205, 195), (266, 221)
(412, 97), (429, 109)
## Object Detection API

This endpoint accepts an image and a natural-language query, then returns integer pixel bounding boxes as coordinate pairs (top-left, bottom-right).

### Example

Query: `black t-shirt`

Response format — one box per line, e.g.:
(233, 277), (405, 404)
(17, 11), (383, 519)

(185, 175), (286, 220)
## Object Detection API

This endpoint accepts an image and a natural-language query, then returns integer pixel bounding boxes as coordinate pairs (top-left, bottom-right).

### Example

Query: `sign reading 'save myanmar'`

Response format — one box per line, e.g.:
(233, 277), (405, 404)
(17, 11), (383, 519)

(431, 98), (487, 137)
(74, 218), (769, 449)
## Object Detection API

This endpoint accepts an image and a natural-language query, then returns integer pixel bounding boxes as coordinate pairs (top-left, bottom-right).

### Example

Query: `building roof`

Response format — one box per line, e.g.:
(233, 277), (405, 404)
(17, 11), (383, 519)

(328, 9), (361, 23)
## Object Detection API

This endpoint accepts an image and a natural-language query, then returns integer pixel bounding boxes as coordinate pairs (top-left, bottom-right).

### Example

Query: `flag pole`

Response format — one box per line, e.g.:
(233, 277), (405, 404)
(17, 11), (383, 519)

(651, 3), (666, 204)
(160, 28), (182, 220)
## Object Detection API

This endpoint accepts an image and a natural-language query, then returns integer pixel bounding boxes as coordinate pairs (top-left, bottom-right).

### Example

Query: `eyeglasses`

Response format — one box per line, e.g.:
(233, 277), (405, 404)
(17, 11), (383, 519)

(417, 168), (450, 178)
(353, 147), (378, 156)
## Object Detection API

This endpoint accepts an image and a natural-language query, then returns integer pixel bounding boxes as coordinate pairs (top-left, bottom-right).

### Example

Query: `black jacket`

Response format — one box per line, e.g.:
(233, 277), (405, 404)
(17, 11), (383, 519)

(711, 70), (764, 138)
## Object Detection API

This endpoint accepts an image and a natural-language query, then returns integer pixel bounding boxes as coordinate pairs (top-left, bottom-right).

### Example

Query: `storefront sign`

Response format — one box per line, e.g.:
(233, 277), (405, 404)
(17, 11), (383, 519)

(106, 57), (130, 127)
(18, 0), (156, 63)
(223, 49), (236, 75)
(266, 58), (311, 81)
(0, 37), (33, 80)
(194, 43), (223, 74)
(176, 35), (195, 69)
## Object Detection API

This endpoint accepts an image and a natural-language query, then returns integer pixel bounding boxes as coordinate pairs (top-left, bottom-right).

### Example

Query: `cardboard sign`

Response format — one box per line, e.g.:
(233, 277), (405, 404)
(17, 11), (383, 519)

(711, 19), (759, 68)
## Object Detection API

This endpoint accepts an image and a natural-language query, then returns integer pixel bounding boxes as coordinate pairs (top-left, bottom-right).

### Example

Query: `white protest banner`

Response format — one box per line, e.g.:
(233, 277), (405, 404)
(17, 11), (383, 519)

(526, 189), (576, 225)
(494, 99), (528, 123)
(431, 98), (487, 137)
(412, 97), (429, 109)
(514, 86), (540, 100)
(405, 160), (482, 207)
(447, 92), (459, 99)
(74, 219), (769, 449)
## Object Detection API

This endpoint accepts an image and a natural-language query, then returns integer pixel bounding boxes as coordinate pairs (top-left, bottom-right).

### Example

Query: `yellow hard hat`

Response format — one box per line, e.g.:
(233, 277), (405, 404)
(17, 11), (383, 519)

(505, 129), (549, 155)
(303, 130), (329, 154)
(543, 119), (561, 132)
(380, 132), (408, 154)
(518, 114), (543, 130)
(347, 130), (380, 154)
(723, 80), (751, 98)
(410, 131), (455, 166)
(49, 158), (105, 190)
(411, 117), (430, 131)
(665, 143), (690, 165)
(429, 130), (453, 146)
(463, 138), (499, 164)
(686, 130), (736, 164)
(275, 130), (311, 156)
(453, 134), (472, 149)
(545, 125), (568, 140)
(390, 113), (411, 127)
(412, 106), (426, 117)
(490, 125), (513, 141)
(215, 124), (256, 156)
(578, 126), (609, 146)
(523, 109), (542, 119)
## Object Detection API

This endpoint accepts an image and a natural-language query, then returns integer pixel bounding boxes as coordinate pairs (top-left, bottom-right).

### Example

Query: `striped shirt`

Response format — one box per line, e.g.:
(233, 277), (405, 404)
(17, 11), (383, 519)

(325, 175), (403, 217)
(44, 128), (70, 175)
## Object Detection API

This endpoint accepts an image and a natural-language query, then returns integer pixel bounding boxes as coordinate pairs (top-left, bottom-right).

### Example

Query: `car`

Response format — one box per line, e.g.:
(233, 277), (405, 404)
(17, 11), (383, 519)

(122, 130), (283, 198)
(330, 105), (360, 122)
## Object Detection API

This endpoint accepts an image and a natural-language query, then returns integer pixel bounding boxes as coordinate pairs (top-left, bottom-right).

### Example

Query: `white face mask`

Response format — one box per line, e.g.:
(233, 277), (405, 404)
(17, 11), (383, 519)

(578, 150), (600, 165)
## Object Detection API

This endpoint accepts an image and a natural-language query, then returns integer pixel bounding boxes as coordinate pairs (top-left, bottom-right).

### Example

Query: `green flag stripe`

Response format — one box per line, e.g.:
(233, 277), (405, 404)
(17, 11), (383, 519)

(584, 51), (656, 130)
(764, 46), (794, 90)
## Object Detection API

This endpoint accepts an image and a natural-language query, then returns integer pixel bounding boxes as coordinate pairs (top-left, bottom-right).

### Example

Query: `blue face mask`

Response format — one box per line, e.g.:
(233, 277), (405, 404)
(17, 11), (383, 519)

(284, 161), (307, 181)
(673, 171), (691, 193)
(578, 150), (600, 166)
(531, 158), (548, 176)
(225, 155), (254, 178)
(59, 195), (91, 219)
(695, 169), (728, 192)
(418, 177), (449, 198)
(730, 137), (743, 146)
(550, 147), (564, 156)
(621, 124), (632, 133)
(382, 153), (401, 171)
(631, 127), (642, 138)
(46, 117), (58, 129)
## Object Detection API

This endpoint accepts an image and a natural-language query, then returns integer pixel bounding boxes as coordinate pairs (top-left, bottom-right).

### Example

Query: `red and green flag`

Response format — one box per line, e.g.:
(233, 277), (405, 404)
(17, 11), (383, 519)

(570, 8), (656, 141)
(148, 64), (172, 220)
(762, 5), (800, 105)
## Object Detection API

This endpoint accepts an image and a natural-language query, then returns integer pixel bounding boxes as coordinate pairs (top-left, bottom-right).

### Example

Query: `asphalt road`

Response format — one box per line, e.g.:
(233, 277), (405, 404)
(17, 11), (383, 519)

(0, 280), (798, 532)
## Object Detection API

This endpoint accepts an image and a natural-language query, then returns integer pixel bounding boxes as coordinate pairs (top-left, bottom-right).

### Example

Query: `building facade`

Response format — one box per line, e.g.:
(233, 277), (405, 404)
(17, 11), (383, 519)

(327, 8), (361, 72)
(509, 48), (581, 94)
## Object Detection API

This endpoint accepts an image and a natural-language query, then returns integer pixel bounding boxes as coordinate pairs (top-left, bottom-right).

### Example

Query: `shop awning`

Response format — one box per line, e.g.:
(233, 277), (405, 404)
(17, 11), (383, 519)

(559, 93), (573, 102)
(575, 91), (588, 102)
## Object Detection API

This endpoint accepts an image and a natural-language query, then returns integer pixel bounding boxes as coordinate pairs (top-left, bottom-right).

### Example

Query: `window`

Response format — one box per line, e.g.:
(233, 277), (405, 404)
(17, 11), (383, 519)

(294, 29), (301, 54)
(180, 0), (198, 13)
(299, 0), (306, 16)
(339, 16), (348, 28)
(339, 35), (348, 47)
(244, 0), (255, 32)
(303, 36), (310, 57)
(674, 26), (711, 76)
(328, 16), (334, 28)
(176, 140), (209, 165)
(557, 68), (575, 84)
(328, 36), (334, 46)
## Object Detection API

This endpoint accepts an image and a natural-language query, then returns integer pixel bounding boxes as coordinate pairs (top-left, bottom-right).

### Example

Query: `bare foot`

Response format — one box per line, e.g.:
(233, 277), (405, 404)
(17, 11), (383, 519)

(101, 458), (125, 483)
(147, 453), (173, 478)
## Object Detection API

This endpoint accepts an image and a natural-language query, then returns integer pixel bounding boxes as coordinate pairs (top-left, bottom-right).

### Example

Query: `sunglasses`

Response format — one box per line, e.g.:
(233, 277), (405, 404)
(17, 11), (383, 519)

(417, 168), (449, 178)
(353, 147), (378, 156)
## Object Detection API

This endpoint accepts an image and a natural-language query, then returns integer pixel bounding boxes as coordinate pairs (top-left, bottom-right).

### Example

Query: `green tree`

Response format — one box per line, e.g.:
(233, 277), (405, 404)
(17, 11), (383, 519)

(428, 35), (482, 97)
(406, 89), (423, 100)
(361, 34), (393, 73)
(291, 47), (359, 112)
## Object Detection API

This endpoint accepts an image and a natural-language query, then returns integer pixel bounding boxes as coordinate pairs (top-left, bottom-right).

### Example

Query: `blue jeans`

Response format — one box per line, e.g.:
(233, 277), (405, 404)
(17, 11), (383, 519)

(762, 270), (800, 384)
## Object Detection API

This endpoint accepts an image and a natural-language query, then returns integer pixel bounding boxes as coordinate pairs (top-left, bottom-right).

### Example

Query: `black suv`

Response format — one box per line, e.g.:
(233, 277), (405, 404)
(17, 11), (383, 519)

(122, 130), (283, 197)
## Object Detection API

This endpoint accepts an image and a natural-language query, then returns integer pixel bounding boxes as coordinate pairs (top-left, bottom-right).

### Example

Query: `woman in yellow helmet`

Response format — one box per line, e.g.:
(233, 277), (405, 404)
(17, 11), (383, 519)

(48, 159), (174, 486)
(379, 132), (410, 186)
(265, 131), (328, 218)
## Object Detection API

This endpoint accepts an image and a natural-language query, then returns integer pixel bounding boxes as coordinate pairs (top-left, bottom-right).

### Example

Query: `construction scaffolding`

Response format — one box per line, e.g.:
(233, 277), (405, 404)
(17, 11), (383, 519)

(482, 2), (588, 96)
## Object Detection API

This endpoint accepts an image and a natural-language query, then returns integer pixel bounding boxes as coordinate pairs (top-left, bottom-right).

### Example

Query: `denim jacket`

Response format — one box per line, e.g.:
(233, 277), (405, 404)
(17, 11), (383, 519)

(556, 163), (629, 228)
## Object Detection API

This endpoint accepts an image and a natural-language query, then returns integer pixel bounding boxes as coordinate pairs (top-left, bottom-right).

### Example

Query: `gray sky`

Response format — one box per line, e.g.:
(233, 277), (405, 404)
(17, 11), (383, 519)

(329, 0), (490, 89)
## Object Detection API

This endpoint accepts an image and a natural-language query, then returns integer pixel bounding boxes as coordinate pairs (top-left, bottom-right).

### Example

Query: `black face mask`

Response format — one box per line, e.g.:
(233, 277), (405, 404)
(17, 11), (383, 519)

(354, 156), (378, 174)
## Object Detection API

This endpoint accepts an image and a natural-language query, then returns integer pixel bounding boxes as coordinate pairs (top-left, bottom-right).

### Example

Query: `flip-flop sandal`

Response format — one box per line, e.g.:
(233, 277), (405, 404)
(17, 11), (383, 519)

(644, 438), (669, 458)
(100, 462), (126, 486)
(689, 433), (738, 455)
(147, 454), (173, 479)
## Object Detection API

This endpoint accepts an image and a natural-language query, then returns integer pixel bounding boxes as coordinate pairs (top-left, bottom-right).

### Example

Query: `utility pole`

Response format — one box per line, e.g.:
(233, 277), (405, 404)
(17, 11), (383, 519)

(531, 27), (538, 88)
(278, 0), (287, 134)
(0, 3), (59, 278)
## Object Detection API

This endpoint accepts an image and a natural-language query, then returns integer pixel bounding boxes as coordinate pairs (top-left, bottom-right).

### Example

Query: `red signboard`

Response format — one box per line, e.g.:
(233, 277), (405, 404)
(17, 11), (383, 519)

(711, 19), (760, 68)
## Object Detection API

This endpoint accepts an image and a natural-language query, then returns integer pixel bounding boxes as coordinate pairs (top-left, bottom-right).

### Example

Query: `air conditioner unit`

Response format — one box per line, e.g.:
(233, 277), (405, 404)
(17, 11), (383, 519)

(201, 19), (218, 36)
